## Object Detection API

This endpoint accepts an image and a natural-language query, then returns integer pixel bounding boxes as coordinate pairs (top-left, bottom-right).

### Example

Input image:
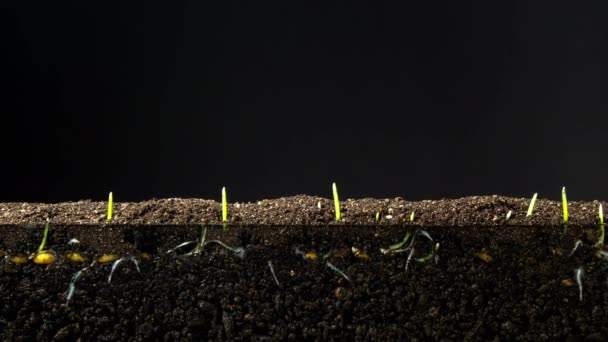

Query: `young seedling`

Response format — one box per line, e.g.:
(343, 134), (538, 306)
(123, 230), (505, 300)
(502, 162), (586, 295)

(332, 182), (341, 221)
(596, 204), (604, 246)
(562, 186), (569, 224)
(31, 222), (57, 265)
(526, 193), (538, 217)
(107, 192), (113, 222)
(561, 187), (569, 234)
(575, 266), (584, 302)
(222, 187), (228, 229)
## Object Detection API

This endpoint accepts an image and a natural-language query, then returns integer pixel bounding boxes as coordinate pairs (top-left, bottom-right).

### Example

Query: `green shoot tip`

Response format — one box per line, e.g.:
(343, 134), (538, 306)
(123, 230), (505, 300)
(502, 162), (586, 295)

(332, 182), (341, 221)
(222, 186), (228, 222)
(107, 192), (113, 222)
(562, 186), (568, 223)
(526, 193), (537, 217)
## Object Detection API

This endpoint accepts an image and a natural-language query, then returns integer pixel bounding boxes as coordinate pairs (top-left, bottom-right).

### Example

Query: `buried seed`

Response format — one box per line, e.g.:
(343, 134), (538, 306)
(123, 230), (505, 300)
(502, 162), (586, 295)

(65, 252), (88, 263)
(9, 255), (28, 264)
(32, 250), (57, 265)
(97, 254), (119, 264)
(29, 222), (57, 265)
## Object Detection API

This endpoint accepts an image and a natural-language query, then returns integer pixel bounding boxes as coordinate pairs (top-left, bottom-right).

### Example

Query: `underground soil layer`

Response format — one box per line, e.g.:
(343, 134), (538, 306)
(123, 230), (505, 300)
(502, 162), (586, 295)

(0, 196), (607, 341)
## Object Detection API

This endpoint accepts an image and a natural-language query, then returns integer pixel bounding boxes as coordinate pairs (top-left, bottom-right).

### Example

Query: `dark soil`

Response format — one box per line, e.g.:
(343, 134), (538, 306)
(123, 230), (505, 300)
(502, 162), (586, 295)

(1, 196), (608, 341)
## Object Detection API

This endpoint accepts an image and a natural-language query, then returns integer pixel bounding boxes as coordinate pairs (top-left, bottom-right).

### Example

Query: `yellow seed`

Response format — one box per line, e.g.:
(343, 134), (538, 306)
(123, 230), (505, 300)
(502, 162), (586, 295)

(140, 252), (151, 260)
(65, 252), (88, 263)
(304, 251), (318, 261)
(290, 270), (295, 277)
(562, 278), (574, 287)
(32, 250), (57, 265)
(97, 254), (119, 264)
(9, 255), (28, 264)
(475, 252), (493, 263)
(552, 248), (562, 257)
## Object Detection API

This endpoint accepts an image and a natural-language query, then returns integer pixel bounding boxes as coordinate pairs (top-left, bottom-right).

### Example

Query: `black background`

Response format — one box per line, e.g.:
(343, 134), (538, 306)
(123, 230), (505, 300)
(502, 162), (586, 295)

(2, 1), (608, 203)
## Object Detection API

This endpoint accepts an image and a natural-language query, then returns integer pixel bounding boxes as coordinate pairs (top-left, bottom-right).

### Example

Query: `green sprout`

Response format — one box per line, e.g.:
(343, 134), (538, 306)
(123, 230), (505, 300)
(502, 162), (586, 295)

(505, 210), (512, 222)
(562, 186), (569, 223)
(107, 191), (113, 222)
(415, 242), (440, 263)
(332, 182), (341, 221)
(526, 193), (537, 217)
(410, 211), (415, 222)
(375, 209), (381, 222)
(38, 222), (50, 252)
(597, 204), (604, 246)
(222, 186), (228, 228)
(380, 232), (411, 254)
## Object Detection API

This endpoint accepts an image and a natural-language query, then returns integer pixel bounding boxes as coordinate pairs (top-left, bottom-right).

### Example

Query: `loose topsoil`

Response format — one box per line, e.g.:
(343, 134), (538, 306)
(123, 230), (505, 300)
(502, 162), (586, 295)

(1, 195), (608, 341)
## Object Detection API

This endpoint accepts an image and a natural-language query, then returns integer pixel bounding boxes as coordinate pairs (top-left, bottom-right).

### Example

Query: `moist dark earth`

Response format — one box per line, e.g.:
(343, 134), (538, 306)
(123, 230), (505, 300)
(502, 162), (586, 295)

(1, 196), (608, 341)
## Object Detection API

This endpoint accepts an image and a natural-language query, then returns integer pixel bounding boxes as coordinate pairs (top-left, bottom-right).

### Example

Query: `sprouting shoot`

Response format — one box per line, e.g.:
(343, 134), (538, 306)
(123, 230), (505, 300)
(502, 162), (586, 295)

(526, 193), (538, 217)
(107, 191), (113, 222)
(332, 182), (341, 221)
(598, 204), (605, 246)
(222, 186), (228, 222)
(562, 186), (568, 224)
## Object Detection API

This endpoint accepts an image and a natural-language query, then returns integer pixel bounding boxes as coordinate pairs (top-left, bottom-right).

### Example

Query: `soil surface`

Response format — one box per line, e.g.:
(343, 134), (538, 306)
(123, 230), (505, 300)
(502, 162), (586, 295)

(1, 195), (608, 341)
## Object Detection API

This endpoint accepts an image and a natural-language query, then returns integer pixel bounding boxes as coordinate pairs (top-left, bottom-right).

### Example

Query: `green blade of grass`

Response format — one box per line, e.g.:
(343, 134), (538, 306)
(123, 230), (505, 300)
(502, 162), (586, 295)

(526, 193), (538, 217)
(107, 192), (113, 222)
(598, 204), (605, 246)
(332, 182), (341, 221)
(562, 186), (568, 223)
(222, 186), (228, 222)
